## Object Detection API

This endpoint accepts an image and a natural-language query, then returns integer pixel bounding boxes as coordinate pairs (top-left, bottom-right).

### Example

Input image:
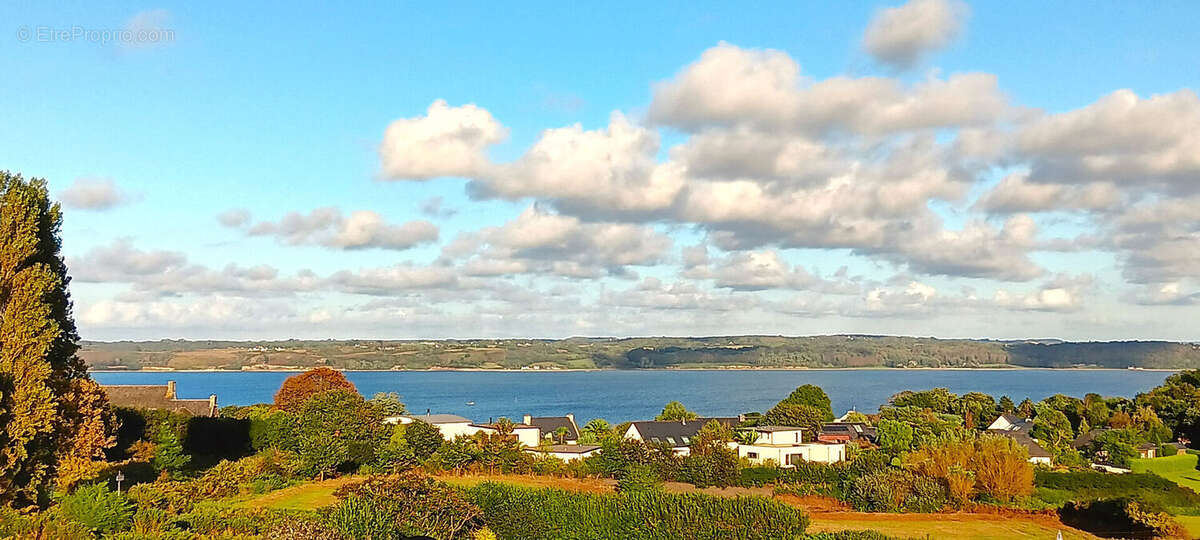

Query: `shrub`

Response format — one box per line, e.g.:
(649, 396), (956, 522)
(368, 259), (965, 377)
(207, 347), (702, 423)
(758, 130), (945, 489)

(616, 463), (663, 493)
(0, 507), (93, 540)
(329, 472), (483, 539)
(739, 466), (782, 487)
(180, 502), (297, 535)
(1159, 443), (1178, 456)
(405, 419), (445, 460)
(468, 482), (808, 540)
(1059, 497), (1187, 538)
(57, 483), (135, 534)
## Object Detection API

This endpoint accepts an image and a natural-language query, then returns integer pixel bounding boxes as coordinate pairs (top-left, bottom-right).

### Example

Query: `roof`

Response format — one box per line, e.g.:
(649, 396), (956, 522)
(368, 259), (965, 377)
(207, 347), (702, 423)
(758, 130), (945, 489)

(992, 430), (1052, 458)
(472, 423), (537, 430)
(1072, 428), (1107, 449)
(526, 444), (601, 454)
(989, 414), (1034, 433)
(628, 417), (739, 447)
(748, 425), (805, 432)
(407, 414), (472, 424)
(820, 423), (878, 442)
(102, 384), (216, 417)
(527, 416), (580, 441)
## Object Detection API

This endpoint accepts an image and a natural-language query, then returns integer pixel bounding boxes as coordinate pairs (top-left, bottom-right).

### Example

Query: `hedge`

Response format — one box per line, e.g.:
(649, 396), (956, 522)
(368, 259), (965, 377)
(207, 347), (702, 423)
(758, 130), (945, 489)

(468, 482), (809, 540)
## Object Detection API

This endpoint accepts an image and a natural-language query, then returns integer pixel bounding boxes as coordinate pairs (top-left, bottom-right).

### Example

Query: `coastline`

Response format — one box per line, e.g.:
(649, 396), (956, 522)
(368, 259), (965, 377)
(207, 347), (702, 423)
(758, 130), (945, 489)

(86, 366), (1183, 374)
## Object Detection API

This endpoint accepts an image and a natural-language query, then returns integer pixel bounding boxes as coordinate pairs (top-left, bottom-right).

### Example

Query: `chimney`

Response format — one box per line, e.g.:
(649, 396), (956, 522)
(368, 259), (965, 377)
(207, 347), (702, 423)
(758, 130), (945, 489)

(166, 381), (176, 400)
(566, 413), (574, 424)
(523, 414), (532, 425)
(208, 394), (218, 416)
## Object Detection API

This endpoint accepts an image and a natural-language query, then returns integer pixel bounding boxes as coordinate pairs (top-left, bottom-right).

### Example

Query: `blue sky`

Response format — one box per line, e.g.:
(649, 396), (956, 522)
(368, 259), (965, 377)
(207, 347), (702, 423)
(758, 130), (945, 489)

(2, 1), (1197, 341)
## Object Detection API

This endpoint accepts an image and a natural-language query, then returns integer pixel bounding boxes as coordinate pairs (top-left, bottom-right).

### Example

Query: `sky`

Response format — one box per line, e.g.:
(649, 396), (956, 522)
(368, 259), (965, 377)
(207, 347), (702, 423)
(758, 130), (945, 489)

(2, 1), (1198, 341)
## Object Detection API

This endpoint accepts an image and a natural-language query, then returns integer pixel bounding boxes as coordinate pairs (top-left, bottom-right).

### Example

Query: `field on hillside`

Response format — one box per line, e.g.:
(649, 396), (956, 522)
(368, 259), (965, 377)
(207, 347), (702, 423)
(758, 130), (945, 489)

(1130, 453), (1200, 492)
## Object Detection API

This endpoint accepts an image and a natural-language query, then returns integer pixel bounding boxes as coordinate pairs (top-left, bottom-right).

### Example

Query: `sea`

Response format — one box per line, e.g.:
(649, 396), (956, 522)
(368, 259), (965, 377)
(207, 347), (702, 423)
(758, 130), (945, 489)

(91, 369), (1174, 425)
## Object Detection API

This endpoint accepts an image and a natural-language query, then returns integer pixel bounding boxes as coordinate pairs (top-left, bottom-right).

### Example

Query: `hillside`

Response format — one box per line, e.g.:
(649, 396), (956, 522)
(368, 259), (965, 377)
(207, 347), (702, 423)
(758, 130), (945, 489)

(79, 336), (1200, 371)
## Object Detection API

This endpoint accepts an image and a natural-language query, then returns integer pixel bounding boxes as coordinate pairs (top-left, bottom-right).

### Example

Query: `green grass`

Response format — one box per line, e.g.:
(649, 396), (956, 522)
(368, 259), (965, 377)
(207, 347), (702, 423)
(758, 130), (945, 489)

(1130, 453), (1200, 493)
(1176, 515), (1200, 539)
(240, 476), (358, 510)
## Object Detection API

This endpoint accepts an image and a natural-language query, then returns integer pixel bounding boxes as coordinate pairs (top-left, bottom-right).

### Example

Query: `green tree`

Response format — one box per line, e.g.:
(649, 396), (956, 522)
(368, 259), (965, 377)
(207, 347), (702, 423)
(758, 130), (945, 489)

(998, 396), (1015, 413)
(655, 401), (698, 421)
(763, 403), (824, 441)
(1136, 370), (1199, 444)
(150, 422), (190, 477)
(295, 389), (385, 478)
(404, 419), (444, 460)
(779, 384), (834, 421)
(1032, 403), (1074, 451)
(579, 418), (613, 445)
(877, 419), (914, 453)
(367, 392), (407, 417)
(0, 171), (110, 507)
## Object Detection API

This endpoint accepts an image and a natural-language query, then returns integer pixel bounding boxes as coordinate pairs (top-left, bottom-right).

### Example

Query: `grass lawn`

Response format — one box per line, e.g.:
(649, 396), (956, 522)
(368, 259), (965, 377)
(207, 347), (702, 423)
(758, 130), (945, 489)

(240, 476), (359, 511)
(806, 513), (1101, 540)
(1130, 453), (1200, 492)
(1176, 515), (1200, 539)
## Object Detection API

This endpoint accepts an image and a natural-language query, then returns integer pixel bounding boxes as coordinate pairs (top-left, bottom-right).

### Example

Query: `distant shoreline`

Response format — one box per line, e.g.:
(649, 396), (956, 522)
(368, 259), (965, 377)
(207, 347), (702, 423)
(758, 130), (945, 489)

(87, 366), (1183, 374)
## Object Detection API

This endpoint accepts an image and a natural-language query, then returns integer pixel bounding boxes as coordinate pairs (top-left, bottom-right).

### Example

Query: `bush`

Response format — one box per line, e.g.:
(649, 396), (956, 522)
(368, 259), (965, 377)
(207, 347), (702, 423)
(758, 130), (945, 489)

(180, 502), (298, 535)
(1158, 443), (1178, 456)
(328, 472), (483, 539)
(469, 482), (808, 540)
(57, 483), (135, 534)
(0, 506), (93, 540)
(739, 466), (782, 487)
(1059, 497), (1187, 538)
(616, 463), (663, 493)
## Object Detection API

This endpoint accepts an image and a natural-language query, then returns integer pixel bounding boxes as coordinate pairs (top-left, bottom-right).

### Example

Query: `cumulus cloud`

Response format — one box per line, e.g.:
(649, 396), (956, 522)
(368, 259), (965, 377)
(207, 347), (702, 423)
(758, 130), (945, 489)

(975, 174), (1120, 214)
(59, 178), (133, 211)
(475, 112), (685, 217)
(685, 250), (860, 293)
(993, 274), (1093, 312)
(862, 0), (969, 68)
(648, 43), (1008, 134)
(379, 100), (507, 180)
(1017, 89), (1200, 194)
(245, 207), (438, 250)
(449, 206), (673, 278)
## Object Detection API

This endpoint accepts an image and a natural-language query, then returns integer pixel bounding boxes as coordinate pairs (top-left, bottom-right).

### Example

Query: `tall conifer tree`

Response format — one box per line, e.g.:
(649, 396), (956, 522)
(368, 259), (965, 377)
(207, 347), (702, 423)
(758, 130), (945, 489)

(0, 171), (105, 507)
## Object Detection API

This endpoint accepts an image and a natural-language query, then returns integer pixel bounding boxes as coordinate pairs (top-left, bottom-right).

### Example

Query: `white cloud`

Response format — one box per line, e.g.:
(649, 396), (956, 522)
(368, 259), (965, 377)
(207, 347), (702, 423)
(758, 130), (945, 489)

(379, 100), (507, 180)
(245, 207), (438, 250)
(217, 208), (252, 227)
(59, 178), (133, 211)
(862, 0), (969, 68)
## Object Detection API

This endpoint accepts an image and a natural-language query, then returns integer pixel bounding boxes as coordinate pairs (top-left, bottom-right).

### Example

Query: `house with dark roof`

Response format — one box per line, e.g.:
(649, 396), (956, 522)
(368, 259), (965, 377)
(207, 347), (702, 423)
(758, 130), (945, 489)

(1072, 427), (1107, 450)
(623, 417), (740, 455)
(818, 423), (878, 444)
(987, 413), (1034, 433)
(986, 414), (1051, 465)
(101, 381), (217, 417)
(523, 414), (580, 444)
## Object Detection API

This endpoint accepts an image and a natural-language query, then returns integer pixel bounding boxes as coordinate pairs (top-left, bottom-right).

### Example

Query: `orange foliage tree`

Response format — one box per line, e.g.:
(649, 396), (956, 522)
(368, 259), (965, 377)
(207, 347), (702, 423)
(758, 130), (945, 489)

(273, 367), (357, 410)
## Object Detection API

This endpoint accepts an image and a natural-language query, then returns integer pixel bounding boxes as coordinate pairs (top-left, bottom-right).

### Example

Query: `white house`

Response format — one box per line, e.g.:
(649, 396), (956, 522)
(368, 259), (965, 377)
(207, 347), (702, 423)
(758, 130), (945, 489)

(524, 444), (601, 462)
(469, 422), (542, 448)
(736, 426), (847, 466)
(985, 414), (1053, 465)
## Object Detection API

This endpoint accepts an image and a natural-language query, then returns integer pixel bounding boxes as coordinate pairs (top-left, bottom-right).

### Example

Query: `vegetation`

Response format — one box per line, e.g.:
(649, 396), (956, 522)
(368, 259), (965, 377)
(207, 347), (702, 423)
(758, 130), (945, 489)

(0, 171), (114, 507)
(655, 400), (698, 421)
(80, 335), (1200, 371)
(274, 367), (358, 410)
(468, 481), (809, 540)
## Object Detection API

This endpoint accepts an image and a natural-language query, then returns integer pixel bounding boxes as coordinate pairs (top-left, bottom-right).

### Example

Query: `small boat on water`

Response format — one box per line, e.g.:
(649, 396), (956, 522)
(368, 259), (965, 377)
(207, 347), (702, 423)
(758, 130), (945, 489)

(466, 401), (476, 406)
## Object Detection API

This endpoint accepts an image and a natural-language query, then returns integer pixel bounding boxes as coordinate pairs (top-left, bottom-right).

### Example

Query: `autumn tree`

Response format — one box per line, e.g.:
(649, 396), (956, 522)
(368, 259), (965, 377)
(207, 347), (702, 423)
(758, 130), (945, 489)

(54, 379), (117, 492)
(274, 367), (358, 410)
(0, 172), (111, 507)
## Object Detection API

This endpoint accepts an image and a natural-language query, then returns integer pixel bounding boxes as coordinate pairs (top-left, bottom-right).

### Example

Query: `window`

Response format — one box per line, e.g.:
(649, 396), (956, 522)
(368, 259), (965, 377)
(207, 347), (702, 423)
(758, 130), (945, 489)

(747, 452), (758, 459)
(794, 432), (800, 443)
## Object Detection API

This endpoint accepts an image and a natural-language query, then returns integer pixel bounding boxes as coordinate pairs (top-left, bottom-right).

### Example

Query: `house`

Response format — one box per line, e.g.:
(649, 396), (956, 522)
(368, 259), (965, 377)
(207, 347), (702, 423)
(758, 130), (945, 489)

(987, 413), (1034, 433)
(395, 413), (475, 440)
(523, 414), (581, 444)
(1072, 427), (1107, 450)
(470, 422), (542, 448)
(986, 414), (1051, 465)
(736, 426), (846, 466)
(818, 423), (877, 444)
(524, 444), (601, 462)
(1136, 442), (1158, 459)
(623, 417), (740, 455)
(101, 381), (217, 417)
